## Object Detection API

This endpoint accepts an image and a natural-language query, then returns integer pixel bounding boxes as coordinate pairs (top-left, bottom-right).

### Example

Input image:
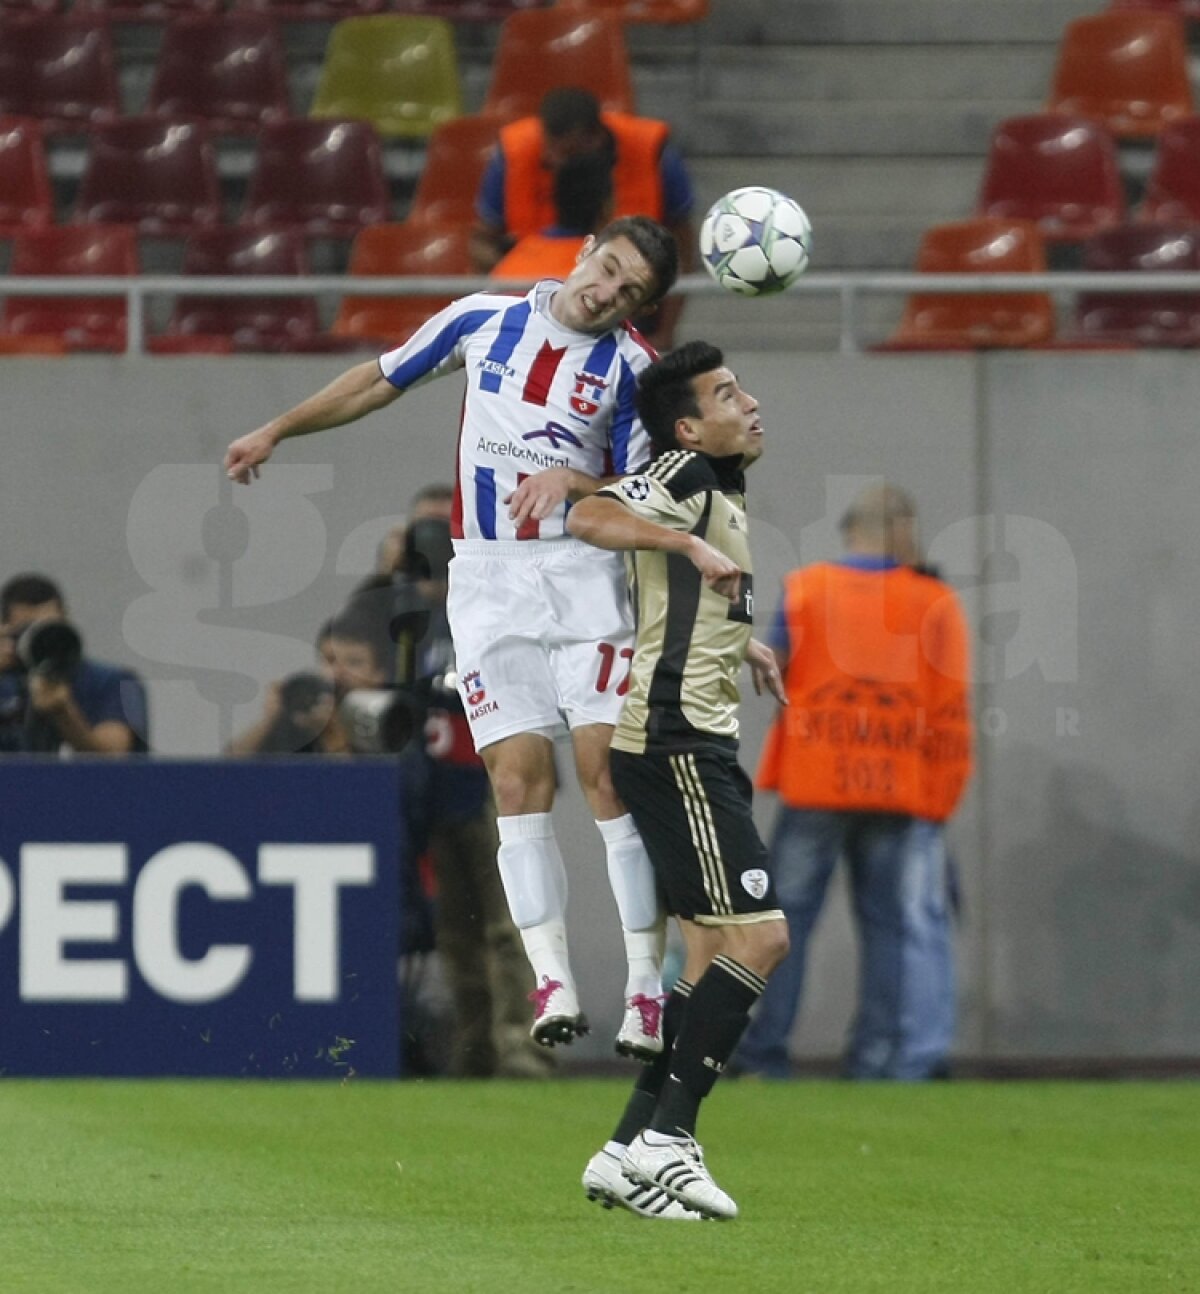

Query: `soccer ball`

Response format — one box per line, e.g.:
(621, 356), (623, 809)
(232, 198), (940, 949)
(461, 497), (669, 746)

(698, 186), (813, 296)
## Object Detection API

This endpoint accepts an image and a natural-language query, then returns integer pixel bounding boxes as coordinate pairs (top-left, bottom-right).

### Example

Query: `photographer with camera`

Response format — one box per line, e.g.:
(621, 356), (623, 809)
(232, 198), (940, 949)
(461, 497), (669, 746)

(0, 573), (149, 755)
(377, 485), (553, 1079)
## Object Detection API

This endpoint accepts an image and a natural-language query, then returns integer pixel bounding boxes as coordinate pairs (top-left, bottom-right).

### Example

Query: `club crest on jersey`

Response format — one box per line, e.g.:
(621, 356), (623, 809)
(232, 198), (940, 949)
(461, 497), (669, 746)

(740, 868), (769, 900)
(462, 669), (486, 706)
(524, 421), (584, 450)
(620, 477), (651, 501)
(569, 371), (608, 420)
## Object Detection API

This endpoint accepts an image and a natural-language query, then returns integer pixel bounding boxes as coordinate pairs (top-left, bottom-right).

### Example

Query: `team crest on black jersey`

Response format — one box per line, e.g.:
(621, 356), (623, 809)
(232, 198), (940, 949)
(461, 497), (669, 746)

(569, 371), (608, 420)
(620, 477), (651, 501)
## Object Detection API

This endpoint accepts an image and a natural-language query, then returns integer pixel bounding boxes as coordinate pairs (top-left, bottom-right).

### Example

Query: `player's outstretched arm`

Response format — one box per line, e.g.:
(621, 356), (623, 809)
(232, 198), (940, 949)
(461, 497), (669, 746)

(567, 495), (742, 600)
(224, 361), (401, 484)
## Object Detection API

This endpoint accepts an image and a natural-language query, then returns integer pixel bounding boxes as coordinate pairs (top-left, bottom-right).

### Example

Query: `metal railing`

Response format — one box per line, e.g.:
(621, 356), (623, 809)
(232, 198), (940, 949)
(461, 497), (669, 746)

(6, 270), (1200, 356)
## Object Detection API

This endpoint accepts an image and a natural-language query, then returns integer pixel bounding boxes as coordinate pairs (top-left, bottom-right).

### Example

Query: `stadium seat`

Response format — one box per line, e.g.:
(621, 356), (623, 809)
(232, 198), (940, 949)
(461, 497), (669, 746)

(557, 0), (709, 23)
(0, 334), (68, 355)
(147, 15), (291, 134)
(330, 219), (473, 345)
(74, 118), (222, 237)
(1, 224), (136, 353)
(1047, 11), (1193, 138)
(310, 16), (462, 139)
(152, 227), (325, 353)
(241, 119), (390, 237)
(230, 0), (387, 19)
(976, 114), (1126, 243)
(1139, 117), (1200, 223)
(76, 0), (224, 17)
(1071, 223), (1200, 346)
(483, 9), (634, 122)
(0, 118), (53, 238)
(407, 114), (500, 225)
(876, 218), (1055, 351)
(0, 16), (119, 135)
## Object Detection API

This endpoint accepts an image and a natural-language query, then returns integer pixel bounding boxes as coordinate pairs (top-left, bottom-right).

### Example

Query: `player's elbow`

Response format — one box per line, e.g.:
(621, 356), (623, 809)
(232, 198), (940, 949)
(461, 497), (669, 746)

(565, 500), (599, 543)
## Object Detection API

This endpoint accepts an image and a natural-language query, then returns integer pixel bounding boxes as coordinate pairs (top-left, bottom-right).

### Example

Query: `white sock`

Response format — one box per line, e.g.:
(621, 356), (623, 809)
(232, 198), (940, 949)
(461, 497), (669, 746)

(596, 814), (665, 1000)
(497, 812), (574, 990)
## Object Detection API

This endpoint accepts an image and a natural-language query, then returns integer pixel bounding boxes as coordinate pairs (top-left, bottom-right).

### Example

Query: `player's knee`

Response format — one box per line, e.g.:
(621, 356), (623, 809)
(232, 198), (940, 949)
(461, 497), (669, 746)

(486, 764), (555, 816)
(742, 917), (790, 976)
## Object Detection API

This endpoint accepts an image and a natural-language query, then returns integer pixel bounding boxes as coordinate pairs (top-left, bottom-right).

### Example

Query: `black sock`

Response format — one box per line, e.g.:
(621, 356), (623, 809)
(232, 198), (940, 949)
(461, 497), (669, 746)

(610, 980), (692, 1147)
(649, 956), (765, 1139)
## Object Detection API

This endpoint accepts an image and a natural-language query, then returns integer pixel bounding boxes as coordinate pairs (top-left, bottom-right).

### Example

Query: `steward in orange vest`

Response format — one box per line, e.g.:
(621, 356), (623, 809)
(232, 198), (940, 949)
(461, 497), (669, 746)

(757, 493), (973, 822)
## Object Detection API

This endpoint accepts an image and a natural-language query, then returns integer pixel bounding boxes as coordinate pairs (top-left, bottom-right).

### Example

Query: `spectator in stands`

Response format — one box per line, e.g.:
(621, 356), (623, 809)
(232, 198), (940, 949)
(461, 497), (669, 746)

(735, 484), (973, 1080)
(490, 150), (614, 284)
(0, 573), (149, 755)
(471, 86), (695, 347)
(373, 485), (554, 1079)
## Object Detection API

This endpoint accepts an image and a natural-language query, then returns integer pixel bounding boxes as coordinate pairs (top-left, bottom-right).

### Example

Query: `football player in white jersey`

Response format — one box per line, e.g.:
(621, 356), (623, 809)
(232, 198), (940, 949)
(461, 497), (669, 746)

(225, 217), (680, 1061)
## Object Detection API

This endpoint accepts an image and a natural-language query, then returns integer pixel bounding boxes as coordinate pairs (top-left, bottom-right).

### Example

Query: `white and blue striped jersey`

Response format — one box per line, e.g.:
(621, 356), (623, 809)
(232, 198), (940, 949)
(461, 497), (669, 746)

(378, 281), (656, 542)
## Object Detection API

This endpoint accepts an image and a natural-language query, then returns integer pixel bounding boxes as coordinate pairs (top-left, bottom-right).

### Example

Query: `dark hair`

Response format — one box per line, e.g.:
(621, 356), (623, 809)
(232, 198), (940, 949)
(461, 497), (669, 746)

(553, 151), (613, 234)
(1, 573), (64, 621)
(635, 340), (725, 457)
(328, 589), (392, 667)
(410, 481), (453, 509)
(540, 87), (603, 139)
(591, 215), (679, 303)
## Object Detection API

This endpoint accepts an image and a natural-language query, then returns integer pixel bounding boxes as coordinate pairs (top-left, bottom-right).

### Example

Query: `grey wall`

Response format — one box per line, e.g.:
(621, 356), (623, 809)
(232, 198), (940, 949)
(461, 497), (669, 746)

(2, 352), (1197, 1062)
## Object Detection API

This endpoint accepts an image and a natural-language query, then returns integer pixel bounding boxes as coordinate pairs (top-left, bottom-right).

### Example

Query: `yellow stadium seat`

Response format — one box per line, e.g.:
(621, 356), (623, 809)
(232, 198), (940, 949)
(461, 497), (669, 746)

(310, 16), (463, 140)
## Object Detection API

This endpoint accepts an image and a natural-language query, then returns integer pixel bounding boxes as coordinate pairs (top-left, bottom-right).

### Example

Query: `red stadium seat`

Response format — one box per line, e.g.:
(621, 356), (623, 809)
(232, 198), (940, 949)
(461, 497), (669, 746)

(976, 114), (1126, 243)
(407, 114), (500, 225)
(151, 227), (326, 353)
(556, 0), (709, 23)
(0, 333), (68, 354)
(75, 118), (222, 236)
(241, 119), (390, 238)
(0, 117), (53, 237)
(1, 224), (136, 353)
(229, 0), (387, 18)
(483, 9), (634, 122)
(876, 218), (1055, 351)
(1047, 11), (1193, 138)
(76, 0), (224, 17)
(330, 219), (473, 345)
(0, 16), (119, 135)
(1071, 223), (1200, 346)
(147, 15), (291, 134)
(1139, 117), (1200, 223)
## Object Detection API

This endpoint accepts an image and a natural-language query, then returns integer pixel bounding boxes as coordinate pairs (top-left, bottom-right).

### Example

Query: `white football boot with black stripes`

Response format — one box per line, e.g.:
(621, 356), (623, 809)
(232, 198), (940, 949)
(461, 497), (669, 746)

(582, 1149), (702, 1220)
(620, 1132), (738, 1220)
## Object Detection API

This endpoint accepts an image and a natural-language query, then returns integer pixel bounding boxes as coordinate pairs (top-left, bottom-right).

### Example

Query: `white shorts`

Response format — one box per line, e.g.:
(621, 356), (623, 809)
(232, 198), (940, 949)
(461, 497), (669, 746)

(447, 538), (635, 750)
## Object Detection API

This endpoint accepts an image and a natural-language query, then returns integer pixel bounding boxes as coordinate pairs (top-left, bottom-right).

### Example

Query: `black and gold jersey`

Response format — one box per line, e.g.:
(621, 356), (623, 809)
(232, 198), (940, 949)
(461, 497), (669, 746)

(598, 448), (754, 755)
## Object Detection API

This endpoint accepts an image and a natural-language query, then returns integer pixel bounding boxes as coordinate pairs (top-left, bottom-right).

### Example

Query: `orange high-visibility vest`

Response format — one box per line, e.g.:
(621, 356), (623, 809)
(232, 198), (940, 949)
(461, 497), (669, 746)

(499, 113), (669, 240)
(490, 232), (586, 282)
(757, 562), (973, 821)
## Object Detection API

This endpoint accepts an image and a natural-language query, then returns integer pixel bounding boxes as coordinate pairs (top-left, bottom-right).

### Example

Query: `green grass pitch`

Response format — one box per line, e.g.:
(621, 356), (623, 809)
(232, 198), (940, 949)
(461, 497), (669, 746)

(1, 1078), (1196, 1293)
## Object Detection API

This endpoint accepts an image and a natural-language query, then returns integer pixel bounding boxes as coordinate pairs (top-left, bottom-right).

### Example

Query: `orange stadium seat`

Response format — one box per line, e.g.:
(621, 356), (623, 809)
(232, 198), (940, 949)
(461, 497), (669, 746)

(309, 16), (462, 139)
(557, 0), (709, 23)
(75, 118), (222, 236)
(229, 0), (387, 19)
(0, 16), (119, 135)
(876, 218), (1054, 351)
(147, 14), (291, 134)
(241, 119), (390, 237)
(1, 224), (136, 353)
(407, 114), (500, 225)
(1047, 11), (1193, 138)
(1071, 223), (1200, 346)
(151, 227), (323, 353)
(483, 9), (634, 122)
(76, 0), (224, 17)
(0, 117), (53, 238)
(976, 114), (1126, 243)
(330, 219), (473, 346)
(1139, 117), (1200, 223)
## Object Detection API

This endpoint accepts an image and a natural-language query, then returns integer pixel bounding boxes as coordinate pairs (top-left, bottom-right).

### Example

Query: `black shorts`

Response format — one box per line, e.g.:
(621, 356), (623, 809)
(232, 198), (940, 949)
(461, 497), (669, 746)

(610, 744), (781, 925)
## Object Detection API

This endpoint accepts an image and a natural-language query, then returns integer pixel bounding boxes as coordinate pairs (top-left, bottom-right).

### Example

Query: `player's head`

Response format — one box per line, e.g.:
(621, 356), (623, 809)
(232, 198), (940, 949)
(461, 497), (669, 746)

(636, 340), (763, 466)
(839, 483), (920, 564)
(552, 216), (678, 335)
(539, 87), (610, 168)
